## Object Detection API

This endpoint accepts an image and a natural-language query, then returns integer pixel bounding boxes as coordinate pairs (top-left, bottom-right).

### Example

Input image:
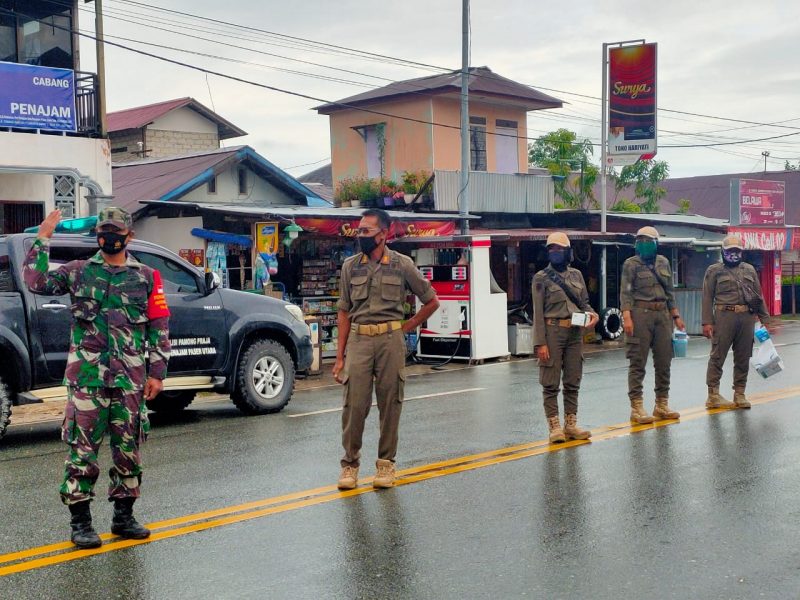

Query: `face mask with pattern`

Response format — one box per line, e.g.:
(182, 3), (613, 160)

(97, 231), (128, 255)
(722, 248), (742, 267)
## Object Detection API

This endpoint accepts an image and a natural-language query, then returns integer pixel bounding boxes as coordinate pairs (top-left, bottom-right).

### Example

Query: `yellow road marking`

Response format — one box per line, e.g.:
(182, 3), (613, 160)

(2, 385), (799, 577)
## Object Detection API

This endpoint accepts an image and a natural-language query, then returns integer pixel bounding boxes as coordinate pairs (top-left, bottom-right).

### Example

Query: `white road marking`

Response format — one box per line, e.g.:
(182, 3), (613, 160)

(287, 387), (486, 418)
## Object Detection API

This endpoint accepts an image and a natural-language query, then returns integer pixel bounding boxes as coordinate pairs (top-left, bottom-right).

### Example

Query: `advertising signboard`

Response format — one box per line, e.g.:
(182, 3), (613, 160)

(730, 179), (785, 226)
(255, 222), (280, 255)
(0, 61), (76, 132)
(607, 43), (657, 165)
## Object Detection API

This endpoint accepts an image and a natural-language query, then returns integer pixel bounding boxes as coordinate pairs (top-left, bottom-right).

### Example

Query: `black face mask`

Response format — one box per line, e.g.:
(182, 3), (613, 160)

(722, 249), (742, 268)
(97, 231), (128, 255)
(548, 249), (570, 271)
(358, 234), (380, 255)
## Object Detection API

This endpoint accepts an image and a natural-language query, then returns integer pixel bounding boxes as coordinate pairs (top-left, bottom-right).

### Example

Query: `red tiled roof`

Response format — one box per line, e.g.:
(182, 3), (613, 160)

(315, 66), (562, 114)
(107, 97), (247, 139)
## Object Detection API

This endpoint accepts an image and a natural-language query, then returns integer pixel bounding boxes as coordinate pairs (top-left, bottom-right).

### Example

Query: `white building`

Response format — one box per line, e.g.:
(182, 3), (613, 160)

(0, 0), (111, 232)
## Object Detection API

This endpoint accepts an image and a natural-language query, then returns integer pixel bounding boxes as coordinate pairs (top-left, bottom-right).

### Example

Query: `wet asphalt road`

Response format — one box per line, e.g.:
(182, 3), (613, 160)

(3, 324), (800, 599)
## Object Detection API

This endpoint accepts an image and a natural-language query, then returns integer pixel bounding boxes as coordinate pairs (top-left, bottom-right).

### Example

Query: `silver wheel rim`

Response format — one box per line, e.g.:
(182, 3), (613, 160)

(252, 356), (285, 400)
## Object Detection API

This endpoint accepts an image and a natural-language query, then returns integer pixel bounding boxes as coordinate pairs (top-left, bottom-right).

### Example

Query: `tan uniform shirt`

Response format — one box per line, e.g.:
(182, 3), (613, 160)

(702, 262), (769, 324)
(337, 249), (435, 324)
(532, 267), (594, 346)
(619, 255), (676, 312)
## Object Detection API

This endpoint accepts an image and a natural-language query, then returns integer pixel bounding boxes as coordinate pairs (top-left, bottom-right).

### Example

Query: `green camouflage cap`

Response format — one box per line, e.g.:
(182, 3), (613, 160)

(97, 206), (132, 230)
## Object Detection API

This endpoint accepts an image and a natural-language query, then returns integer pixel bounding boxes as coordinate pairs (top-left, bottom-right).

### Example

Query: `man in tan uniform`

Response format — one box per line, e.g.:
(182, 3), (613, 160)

(533, 232), (599, 443)
(333, 209), (440, 490)
(620, 226), (685, 423)
(702, 234), (769, 409)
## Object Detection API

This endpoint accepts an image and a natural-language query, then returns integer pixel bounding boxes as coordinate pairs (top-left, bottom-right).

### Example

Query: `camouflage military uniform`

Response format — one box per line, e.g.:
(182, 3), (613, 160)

(23, 238), (170, 505)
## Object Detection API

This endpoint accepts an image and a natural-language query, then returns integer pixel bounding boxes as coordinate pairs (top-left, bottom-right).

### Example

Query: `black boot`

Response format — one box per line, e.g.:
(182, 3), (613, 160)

(111, 497), (151, 539)
(68, 501), (102, 549)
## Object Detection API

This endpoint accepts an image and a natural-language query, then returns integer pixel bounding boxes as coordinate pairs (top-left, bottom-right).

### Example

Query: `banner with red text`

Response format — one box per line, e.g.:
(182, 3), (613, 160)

(728, 227), (790, 251)
(295, 218), (455, 239)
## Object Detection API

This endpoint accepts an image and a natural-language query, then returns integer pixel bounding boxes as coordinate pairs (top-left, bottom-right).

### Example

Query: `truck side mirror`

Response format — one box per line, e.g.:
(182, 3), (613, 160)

(204, 271), (221, 295)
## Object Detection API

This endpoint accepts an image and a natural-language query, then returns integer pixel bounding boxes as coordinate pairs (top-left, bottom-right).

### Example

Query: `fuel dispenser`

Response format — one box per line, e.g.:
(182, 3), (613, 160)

(415, 236), (508, 362)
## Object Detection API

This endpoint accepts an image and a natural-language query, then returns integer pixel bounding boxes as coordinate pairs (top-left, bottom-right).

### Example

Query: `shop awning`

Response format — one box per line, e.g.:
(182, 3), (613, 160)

(190, 228), (252, 247)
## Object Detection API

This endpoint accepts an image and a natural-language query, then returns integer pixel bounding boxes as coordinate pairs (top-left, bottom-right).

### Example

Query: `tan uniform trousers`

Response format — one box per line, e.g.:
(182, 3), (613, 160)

(539, 324), (584, 418)
(626, 308), (673, 400)
(706, 309), (757, 391)
(341, 328), (406, 468)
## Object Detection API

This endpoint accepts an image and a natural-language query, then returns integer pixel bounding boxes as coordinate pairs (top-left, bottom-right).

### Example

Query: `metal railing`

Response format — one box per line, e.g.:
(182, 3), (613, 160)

(74, 71), (100, 137)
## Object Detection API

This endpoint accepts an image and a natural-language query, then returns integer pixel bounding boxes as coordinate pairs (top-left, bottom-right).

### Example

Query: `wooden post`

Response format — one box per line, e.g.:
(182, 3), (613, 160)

(792, 262), (797, 316)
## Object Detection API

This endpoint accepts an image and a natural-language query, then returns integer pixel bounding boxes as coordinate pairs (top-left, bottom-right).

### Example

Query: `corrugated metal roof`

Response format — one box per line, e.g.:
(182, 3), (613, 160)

(107, 97), (247, 139)
(112, 146), (327, 215)
(142, 201), (471, 222)
(433, 170), (554, 214)
(315, 67), (562, 114)
(113, 149), (240, 214)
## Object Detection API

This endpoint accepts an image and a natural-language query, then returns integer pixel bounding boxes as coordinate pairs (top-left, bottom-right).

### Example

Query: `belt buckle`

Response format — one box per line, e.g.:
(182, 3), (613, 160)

(369, 324), (379, 336)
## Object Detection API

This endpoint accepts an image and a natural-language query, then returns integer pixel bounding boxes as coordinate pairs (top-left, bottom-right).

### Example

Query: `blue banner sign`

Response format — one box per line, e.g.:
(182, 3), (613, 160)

(0, 61), (77, 132)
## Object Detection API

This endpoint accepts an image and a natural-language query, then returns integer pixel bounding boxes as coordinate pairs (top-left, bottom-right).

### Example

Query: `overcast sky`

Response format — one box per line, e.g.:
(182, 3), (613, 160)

(78, 0), (800, 179)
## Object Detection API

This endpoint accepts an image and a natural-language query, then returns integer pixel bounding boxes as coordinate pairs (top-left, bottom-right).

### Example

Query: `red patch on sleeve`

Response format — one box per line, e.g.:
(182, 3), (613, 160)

(147, 269), (171, 318)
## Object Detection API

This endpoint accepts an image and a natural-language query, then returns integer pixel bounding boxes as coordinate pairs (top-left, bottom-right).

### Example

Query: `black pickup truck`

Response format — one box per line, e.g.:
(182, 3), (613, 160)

(0, 233), (313, 441)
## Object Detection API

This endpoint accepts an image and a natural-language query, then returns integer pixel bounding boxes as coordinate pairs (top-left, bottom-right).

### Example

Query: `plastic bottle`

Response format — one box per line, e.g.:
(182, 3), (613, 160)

(754, 323), (770, 343)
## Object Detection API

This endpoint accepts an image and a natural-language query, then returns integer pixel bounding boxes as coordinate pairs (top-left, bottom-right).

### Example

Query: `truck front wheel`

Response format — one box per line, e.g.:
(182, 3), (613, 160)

(232, 339), (295, 415)
(0, 377), (11, 442)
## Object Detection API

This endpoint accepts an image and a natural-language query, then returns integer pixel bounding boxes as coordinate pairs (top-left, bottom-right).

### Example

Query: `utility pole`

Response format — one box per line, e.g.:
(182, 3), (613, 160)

(95, 0), (108, 139)
(459, 0), (470, 235)
(600, 43), (609, 311)
(762, 150), (770, 172)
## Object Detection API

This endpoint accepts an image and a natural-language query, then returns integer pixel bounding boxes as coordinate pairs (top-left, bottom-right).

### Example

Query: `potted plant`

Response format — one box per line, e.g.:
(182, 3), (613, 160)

(401, 171), (419, 204)
(334, 178), (355, 208)
(352, 176), (379, 208)
(379, 180), (395, 208)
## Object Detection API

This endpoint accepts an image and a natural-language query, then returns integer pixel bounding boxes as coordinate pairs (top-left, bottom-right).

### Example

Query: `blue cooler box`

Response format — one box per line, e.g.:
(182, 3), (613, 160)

(672, 331), (688, 358)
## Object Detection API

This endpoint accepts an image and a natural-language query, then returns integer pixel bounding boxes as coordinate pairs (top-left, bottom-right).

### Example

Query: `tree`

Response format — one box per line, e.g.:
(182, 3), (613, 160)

(677, 198), (692, 214)
(785, 160), (799, 171)
(528, 128), (598, 210)
(610, 159), (670, 213)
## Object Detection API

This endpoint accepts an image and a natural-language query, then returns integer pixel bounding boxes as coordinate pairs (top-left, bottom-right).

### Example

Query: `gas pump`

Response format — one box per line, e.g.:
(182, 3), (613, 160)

(415, 235), (508, 362)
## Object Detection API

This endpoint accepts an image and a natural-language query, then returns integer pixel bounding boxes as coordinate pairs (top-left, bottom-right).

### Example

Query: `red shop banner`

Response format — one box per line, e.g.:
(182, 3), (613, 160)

(728, 227), (791, 251)
(731, 179), (785, 226)
(295, 218), (455, 239)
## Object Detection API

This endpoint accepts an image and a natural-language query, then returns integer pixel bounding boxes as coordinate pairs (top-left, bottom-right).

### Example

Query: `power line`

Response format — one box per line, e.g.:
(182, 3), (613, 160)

(98, 0), (800, 133)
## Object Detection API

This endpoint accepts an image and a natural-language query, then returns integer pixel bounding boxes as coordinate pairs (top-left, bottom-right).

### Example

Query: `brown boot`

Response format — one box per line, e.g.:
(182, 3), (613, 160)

(733, 388), (751, 409)
(563, 413), (591, 440)
(653, 397), (680, 420)
(373, 459), (396, 489)
(630, 398), (655, 424)
(337, 465), (359, 490)
(547, 415), (566, 443)
(706, 387), (736, 409)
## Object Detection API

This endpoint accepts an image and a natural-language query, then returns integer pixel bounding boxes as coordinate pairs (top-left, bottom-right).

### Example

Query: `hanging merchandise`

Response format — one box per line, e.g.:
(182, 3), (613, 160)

(206, 242), (228, 288)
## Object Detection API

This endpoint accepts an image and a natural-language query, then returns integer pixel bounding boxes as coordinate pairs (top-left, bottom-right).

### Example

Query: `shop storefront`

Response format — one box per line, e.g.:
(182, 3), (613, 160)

(728, 226), (789, 316)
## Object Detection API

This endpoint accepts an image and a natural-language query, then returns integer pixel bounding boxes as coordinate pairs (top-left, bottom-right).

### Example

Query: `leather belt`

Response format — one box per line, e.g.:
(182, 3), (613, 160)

(546, 318), (572, 328)
(354, 321), (403, 336)
(716, 304), (749, 313)
(634, 300), (667, 311)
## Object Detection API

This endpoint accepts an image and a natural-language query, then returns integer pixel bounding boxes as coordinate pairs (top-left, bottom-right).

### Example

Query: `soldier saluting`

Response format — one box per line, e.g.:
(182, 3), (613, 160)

(532, 232), (599, 443)
(702, 234), (769, 409)
(620, 226), (685, 424)
(23, 208), (171, 549)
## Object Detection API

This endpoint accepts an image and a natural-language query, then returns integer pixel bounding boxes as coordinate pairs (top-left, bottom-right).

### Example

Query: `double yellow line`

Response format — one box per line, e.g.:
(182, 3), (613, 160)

(2, 385), (798, 577)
